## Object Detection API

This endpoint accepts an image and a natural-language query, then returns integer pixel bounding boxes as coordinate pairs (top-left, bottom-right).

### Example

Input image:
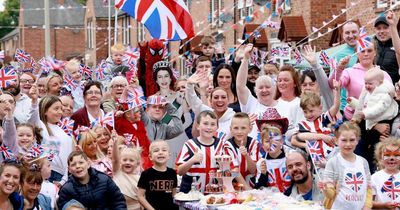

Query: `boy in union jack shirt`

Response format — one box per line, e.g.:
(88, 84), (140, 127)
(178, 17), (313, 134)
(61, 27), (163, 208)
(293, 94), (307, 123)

(223, 113), (260, 189)
(254, 111), (292, 192)
(293, 80), (340, 167)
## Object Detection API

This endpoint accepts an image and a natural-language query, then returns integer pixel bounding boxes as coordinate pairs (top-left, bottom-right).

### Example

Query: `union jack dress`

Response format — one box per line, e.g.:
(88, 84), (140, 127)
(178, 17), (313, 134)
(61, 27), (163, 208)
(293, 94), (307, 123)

(223, 137), (260, 186)
(176, 137), (224, 193)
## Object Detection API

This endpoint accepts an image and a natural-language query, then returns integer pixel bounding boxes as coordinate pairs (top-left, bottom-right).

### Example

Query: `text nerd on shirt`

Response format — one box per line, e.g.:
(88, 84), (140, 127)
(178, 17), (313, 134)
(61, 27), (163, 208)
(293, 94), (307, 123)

(149, 180), (174, 192)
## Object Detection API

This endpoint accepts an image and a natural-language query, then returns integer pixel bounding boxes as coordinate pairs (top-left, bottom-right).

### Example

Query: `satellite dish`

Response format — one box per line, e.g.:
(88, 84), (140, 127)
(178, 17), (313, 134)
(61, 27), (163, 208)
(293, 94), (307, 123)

(253, 0), (268, 6)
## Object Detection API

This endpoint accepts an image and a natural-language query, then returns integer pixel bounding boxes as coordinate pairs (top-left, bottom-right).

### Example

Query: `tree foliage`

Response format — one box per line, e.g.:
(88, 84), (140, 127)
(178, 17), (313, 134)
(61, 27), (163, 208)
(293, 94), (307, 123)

(0, 0), (20, 39)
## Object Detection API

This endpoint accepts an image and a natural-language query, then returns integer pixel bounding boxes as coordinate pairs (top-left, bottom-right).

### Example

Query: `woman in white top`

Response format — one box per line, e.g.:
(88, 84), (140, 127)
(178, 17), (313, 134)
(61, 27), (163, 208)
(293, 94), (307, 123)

(27, 85), (74, 186)
(236, 44), (288, 139)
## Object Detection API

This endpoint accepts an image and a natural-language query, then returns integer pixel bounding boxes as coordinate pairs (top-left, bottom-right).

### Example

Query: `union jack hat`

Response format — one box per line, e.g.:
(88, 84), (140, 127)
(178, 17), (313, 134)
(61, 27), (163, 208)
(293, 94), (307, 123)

(152, 60), (171, 72)
(147, 95), (167, 105)
(256, 108), (289, 134)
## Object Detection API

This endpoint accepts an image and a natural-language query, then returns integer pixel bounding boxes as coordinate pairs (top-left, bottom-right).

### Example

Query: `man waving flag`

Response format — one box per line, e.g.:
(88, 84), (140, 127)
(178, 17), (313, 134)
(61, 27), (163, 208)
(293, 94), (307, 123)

(115, 0), (195, 41)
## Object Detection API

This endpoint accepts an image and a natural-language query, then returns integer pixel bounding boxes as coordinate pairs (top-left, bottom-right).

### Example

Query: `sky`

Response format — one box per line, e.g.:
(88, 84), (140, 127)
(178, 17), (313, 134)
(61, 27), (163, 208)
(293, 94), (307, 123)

(0, 0), (4, 12)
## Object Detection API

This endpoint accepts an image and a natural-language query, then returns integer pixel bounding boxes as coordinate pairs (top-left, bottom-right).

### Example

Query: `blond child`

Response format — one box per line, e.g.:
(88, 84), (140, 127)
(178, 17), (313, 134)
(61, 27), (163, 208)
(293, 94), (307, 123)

(105, 43), (126, 78)
(63, 59), (84, 110)
(224, 112), (259, 188)
(371, 137), (400, 209)
(113, 135), (142, 210)
(354, 68), (398, 130)
(138, 140), (178, 210)
(322, 122), (373, 209)
(176, 110), (224, 193)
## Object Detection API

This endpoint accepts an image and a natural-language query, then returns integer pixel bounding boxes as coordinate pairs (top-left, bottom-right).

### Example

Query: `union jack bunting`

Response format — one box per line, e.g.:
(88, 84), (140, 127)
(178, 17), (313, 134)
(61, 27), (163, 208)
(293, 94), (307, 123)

(319, 50), (330, 67)
(345, 172), (364, 193)
(95, 60), (107, 80)
(15, 49), (31, 63)
(115, 0), (195, 40)
(92, 112), (114, 128)
(0, 145), (15, 160)
(79, 64), (92, 78)
(357, 27), (373, 53)
(0, 66), (17, 88)
(381, 175), (400, 200)
(58, 117), (75, 136)
(306, 140), (324, 162)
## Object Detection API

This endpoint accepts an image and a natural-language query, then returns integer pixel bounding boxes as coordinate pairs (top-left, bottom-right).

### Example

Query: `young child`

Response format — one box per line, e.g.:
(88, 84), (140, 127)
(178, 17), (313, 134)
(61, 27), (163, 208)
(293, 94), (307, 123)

(113, 138), (142, 210)
(57, 151), (127, 209)
(63, 59), (85, 110)
(254, 110), (292, 192)
(115, 100), (152, 169)
(138, 140), (178, 210)
(16, 123), (42, 153)
(224, 112), (260, 188)
(106, 43), (126, 77)
(176, 110), (224, 193)
(200, 36), (225, 72)
(354, 68), (398, 130)
(142, 95), (183, 141)
(322, 122), (373, 209)
(293, 80), (340, 166)
(371, 137), (400, 209)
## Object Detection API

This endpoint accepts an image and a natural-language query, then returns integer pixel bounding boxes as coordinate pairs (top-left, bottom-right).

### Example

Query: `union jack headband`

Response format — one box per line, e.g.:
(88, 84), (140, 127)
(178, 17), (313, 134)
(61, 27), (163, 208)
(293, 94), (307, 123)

(152, 61), (171, 72)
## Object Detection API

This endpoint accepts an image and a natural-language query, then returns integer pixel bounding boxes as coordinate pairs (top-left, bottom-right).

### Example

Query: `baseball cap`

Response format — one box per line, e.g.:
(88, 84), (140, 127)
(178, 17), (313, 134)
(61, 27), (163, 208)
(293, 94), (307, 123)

(374, 16), (389, 27)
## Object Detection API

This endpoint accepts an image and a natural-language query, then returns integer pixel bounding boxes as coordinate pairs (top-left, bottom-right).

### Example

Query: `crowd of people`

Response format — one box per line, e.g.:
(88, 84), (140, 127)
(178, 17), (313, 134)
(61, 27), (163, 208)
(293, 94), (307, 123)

(1, 10), (400, 210)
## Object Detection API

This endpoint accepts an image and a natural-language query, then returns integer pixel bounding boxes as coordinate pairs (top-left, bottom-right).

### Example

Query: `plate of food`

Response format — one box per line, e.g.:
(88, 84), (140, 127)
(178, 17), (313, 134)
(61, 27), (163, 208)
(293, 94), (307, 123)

(201, 195), (227, 207)
(174, 191), (203, 202)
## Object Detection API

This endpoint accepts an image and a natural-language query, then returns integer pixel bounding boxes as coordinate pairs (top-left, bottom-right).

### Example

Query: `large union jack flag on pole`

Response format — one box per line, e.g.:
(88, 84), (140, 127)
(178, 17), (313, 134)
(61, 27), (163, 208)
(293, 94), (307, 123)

(115, 0), (195, 40)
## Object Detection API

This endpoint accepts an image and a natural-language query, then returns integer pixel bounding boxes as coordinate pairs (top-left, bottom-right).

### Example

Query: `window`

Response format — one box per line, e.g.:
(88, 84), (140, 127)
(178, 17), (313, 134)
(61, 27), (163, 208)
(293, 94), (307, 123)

(376, 0), (388, 8)
(122, 16), (131, 45)
(87, 19), (94, 49)
(210, 0), (223, 27)
(137, 22), (145, 42)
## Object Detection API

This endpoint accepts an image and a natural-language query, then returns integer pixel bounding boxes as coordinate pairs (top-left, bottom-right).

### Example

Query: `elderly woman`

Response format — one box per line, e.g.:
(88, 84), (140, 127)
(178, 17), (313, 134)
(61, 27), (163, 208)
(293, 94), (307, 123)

(102, 76), (128, 113)
(71, 80), (104, 130)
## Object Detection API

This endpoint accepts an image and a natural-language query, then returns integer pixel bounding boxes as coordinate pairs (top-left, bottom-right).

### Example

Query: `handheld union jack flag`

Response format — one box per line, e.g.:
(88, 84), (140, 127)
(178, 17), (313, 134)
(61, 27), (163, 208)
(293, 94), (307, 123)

(357, 27), (373, 53)
(26, 144), (45, 160)
(123, 47), (140, 73)
(0, 66), (17, 88)
(381, 175), (400, 200)
(345, 172), (364, 193)
(95, 60), (107, 80)
(319, 50), (330, 67)
(92, 112), (114, 128)
(0, 145), (15, 160)
(58, 117), (75, 136)
(64, 73), (78, 90)
(15, 49), (31, 63)
(46, 56), (66, 70)
(307, 140), (324, 162)
(115, 0), (195, 40)
(127, 97), (146, 110)
(294, 49), (302, 65)
(267, 167), (291, 192)
(38, 57), (52, 75)
(80, 63), (92, 78)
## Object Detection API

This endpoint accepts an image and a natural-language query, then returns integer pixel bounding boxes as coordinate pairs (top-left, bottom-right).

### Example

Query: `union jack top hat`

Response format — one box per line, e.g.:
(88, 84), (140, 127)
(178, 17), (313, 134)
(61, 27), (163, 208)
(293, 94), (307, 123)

(152, 61), (171, 72)
(256, 108), (289, 134)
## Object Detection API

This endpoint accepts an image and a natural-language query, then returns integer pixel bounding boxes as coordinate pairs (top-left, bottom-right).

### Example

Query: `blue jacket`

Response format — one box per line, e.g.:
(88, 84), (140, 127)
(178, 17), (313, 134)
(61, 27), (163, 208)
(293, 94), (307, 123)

(9, 192), (24, 210)
(57, 167), (127, 210)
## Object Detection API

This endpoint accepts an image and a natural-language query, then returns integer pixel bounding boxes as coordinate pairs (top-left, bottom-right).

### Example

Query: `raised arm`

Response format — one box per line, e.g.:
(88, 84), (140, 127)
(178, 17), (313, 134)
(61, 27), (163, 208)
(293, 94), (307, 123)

(387, 11), (400, 67)
(164, 103), (184, 140)
(236, 44), (254, 105)
(328, 56), (351, 88)
(27, 84), (40, 126)
(2, 102), (17, 152)
(185, 72), (212, 115)
(329, 79), (341, 117)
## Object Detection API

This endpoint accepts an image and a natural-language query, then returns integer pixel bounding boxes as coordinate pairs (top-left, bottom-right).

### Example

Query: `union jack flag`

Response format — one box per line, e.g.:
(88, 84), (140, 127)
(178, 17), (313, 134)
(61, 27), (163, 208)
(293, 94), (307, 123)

(270, 47), (280, 56)
(15, 49), (31, 63)
(345, 172), (364, 193)
(307, 140), (324, 162)
(64, 73), (78, 90)
(79, 64), (92, 78)
(92, 112), (114, 128)
(381, 175), (400, 200)
(38, 57), (53, 75)
(0, 145), (15, 160)
(357, 27), (373, 53)
(0, 66), (17, 88)
(294, 49), (302, 65)
(115, 0), (195, 40)
(328, 57), (337, 71)
(46, 56), (66, 70)
(26, 144), (44, 159)
(95, 60), (107, 80)
(267, 167), (291, 192)
(30, 57), (37, 68)
(123, 47), (140, 71)
(58, 117), (75, 136)
(0, 50), (4, 61)
(127, 97), (146, 110)
(319, 50), (330, 67)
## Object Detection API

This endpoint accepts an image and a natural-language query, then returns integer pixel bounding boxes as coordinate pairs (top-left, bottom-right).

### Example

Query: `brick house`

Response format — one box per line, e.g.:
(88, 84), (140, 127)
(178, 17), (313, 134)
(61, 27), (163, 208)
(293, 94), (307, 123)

(18, 0), (85, 61)
(0, 28), (19, 63)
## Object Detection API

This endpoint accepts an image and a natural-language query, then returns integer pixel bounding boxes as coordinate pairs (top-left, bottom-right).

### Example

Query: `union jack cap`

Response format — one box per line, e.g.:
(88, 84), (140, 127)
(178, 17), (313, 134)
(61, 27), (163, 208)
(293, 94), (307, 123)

(147, 95), (167, 105)
(152, 61), (171, 72)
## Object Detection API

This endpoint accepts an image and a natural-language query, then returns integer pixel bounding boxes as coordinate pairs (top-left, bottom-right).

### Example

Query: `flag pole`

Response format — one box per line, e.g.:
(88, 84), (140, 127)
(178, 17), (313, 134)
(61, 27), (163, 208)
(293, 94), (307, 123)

(108, 0), (111, 56)
(114, 6), (118, 44)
